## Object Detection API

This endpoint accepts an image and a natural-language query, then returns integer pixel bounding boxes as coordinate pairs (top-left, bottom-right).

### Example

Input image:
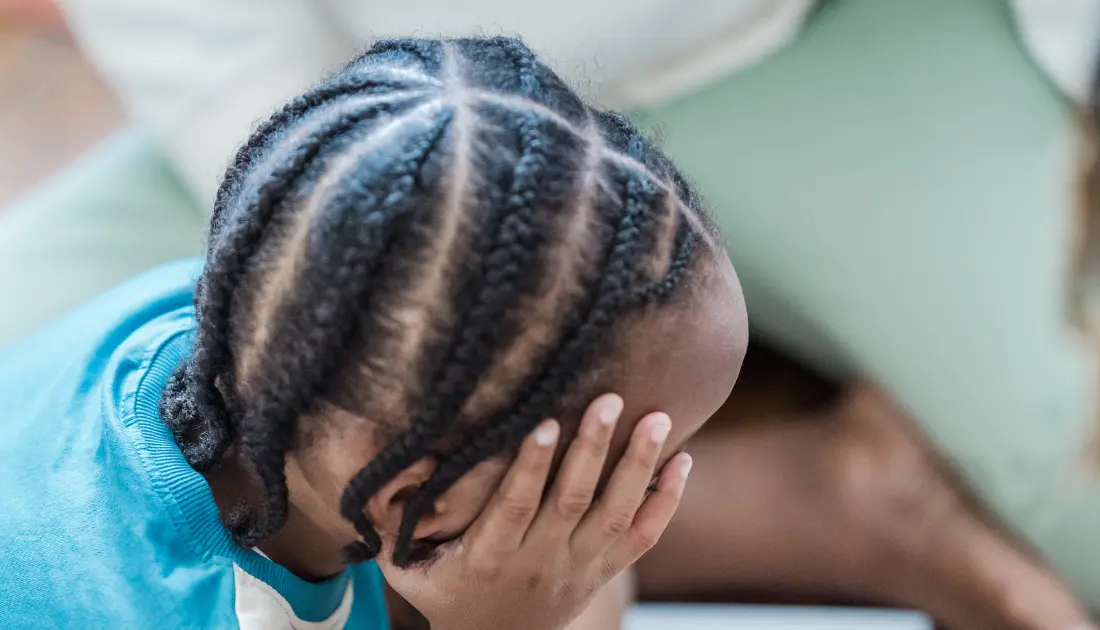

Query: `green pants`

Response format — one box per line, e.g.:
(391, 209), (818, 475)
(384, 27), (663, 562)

(3, 0), (1098, 607)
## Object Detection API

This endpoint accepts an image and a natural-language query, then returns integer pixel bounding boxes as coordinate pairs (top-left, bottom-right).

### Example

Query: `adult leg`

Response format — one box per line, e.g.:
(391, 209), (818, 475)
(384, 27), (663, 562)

(634, 0), (1100, 612)
(0, 128), (205, 347)
(636, 346), (1093, 629)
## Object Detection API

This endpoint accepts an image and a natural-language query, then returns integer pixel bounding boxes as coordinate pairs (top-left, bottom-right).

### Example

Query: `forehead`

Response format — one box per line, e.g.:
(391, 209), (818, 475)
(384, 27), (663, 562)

(597, 252), (748, 481)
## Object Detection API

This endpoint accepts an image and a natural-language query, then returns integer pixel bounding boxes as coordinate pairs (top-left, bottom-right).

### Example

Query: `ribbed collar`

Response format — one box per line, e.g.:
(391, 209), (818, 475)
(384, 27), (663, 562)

(128, 327), (351, 623)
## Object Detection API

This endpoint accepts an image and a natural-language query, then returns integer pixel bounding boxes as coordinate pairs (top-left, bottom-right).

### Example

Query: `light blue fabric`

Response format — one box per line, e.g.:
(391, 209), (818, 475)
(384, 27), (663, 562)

(0, 259), (389, 628)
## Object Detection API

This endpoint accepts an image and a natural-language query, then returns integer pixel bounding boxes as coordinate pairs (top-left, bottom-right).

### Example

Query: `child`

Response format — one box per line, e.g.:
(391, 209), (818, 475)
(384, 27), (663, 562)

(0, 37), (746, 628)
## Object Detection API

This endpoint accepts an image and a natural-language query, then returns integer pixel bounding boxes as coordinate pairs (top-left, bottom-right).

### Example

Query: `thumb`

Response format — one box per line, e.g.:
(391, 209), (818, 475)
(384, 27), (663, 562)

(375, 539), (447, 605)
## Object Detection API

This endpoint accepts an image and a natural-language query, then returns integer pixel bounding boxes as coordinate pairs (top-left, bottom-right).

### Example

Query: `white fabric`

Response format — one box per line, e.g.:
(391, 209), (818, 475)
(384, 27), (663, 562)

(58, 0), (353, 208)
(328, 0), (811, 108)
(626, 604), (932, 629)
(59, 0), (1100, 206)
(58, 0), (804, 206)
(232, 564), (354, 630)
(600, 0), (815, 107)
(1012, 0), (1100, 103)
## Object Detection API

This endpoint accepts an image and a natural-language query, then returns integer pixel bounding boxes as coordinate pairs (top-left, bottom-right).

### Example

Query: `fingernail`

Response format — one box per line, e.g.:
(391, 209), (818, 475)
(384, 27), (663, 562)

(535, 421), (559, 447)
(650, 415), (671, 444)
(600, 395), (624, 425)
(679, 454), (693, 479)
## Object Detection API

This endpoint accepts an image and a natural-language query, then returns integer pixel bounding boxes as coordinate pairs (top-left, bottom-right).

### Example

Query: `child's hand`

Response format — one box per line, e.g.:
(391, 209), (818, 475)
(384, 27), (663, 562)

(378, 394), (692, 630)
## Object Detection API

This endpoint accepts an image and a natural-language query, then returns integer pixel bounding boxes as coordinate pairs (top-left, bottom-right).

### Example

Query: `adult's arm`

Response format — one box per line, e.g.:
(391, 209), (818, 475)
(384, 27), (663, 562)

(57, 0), (358, 209)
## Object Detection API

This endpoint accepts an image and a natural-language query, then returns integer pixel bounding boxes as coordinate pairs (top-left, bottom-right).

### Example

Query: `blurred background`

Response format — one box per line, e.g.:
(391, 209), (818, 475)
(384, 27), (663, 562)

(4, 1), (1100, 628)
(0, 0), (121, 205)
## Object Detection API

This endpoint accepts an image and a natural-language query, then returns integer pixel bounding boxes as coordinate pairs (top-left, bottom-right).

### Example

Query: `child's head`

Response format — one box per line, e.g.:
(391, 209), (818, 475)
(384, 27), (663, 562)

(162, 37), (747, 566)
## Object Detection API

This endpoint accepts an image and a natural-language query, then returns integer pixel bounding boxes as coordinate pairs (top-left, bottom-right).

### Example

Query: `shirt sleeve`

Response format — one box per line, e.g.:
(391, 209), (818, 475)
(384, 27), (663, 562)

(57, 0), (359, 210)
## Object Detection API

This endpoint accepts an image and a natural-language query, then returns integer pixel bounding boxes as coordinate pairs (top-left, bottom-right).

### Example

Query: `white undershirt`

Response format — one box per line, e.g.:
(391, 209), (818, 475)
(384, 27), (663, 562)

(233, 564), (355, 630)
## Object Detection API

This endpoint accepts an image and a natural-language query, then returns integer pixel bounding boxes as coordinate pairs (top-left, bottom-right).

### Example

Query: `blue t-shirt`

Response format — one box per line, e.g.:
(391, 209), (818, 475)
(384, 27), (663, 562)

(0, 260), (390, 629)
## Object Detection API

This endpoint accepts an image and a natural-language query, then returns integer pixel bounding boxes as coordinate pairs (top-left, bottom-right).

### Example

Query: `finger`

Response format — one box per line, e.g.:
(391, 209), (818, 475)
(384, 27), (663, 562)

(601, 452), (691, 576)
(467, 419), (559, 556)
(528, 394), (623, 541)
(570, 411), (671, 560)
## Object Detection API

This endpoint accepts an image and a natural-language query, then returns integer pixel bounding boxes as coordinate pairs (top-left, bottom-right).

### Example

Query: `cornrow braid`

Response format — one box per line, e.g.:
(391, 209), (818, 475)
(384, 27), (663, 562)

(499, 36), (541, 96)
(165, 94), (430, 472)
(339, 109), (553, 556)
(340, 35), (555, 557)
(161, 36), (719, 563)
(384, 110), (552, 560)
(390, 167), (675, 565)
(235, 114), (453, 544)
(354, 38), (442, 70)
(208, 76), (432, 242)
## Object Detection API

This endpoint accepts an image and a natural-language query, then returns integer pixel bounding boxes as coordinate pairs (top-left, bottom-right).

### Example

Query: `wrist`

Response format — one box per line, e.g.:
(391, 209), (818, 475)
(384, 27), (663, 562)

(433, 622), (559, 630)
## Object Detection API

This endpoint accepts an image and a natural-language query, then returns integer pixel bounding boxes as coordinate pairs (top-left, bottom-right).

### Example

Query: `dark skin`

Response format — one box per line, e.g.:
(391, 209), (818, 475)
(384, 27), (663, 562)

(633, 344), (1096, 630)
(201, 243), (1095, 629)
(201, 246), (748, 616)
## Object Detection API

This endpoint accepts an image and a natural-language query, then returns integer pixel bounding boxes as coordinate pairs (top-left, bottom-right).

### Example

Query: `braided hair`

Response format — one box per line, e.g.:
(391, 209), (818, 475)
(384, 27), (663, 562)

(161, 36), (717, 566)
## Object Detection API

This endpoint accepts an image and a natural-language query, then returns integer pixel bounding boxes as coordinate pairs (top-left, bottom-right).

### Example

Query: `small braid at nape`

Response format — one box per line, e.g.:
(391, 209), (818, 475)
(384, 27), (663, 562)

(160, 36), (719, 564)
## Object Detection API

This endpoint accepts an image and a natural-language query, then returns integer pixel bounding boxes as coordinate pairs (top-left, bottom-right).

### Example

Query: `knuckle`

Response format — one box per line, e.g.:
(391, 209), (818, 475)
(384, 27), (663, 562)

(599, 556), (621, 583)
(468, 553), (504, 581)
(601, 509), (635, 537)
(556, 489), (595, 518)
(499, 495), (537, 524)
(632, 528), (662, 555)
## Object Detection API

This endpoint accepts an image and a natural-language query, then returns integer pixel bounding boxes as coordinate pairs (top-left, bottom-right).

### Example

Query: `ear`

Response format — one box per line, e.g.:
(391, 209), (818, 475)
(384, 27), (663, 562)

(366, 456), (510, 543)
(365, 458), (445, 540)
